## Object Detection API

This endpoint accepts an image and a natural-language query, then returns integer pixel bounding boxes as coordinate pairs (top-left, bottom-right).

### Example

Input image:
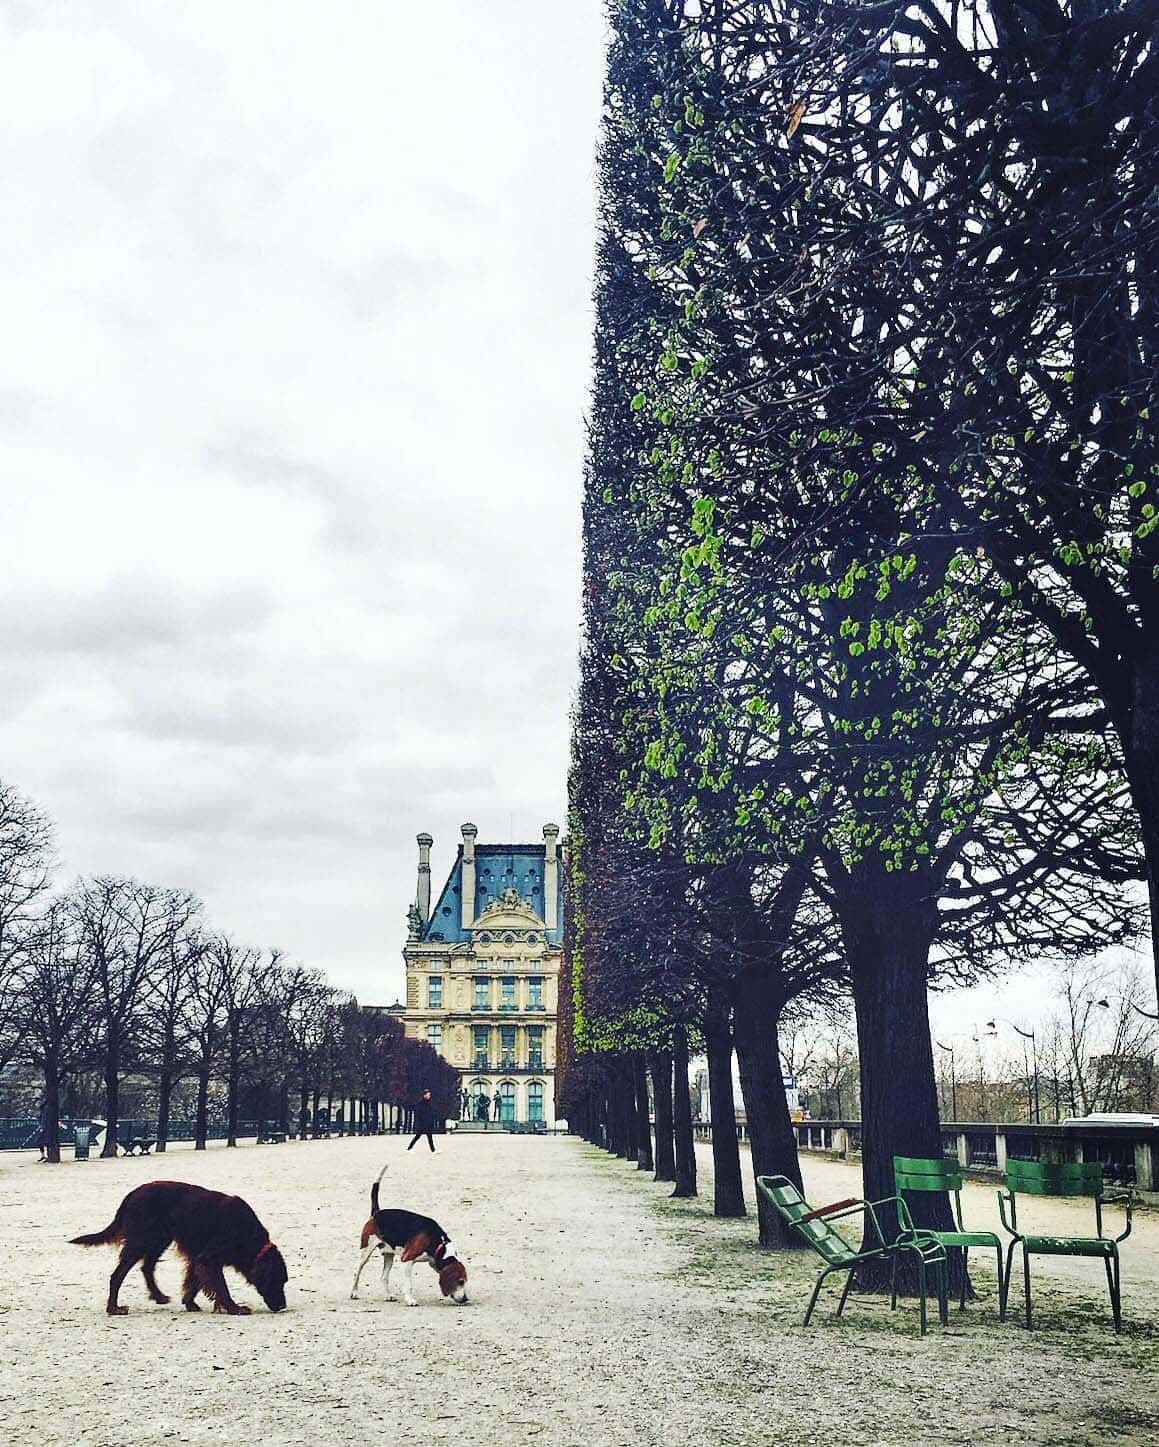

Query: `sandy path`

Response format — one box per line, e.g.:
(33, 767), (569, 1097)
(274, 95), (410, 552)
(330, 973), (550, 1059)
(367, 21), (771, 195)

(0, 1135), (1156, 1447)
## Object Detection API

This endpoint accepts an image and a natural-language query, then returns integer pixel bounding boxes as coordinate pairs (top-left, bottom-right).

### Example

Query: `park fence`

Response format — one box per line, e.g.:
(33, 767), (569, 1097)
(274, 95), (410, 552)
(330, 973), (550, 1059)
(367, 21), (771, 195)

(691, 1118), (1159, 1198)
(0, 1115), (389, 1152)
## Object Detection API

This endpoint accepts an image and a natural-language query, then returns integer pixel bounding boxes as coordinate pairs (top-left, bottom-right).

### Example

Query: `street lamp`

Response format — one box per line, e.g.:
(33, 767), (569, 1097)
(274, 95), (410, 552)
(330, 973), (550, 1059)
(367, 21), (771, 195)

(987, 1018), (1039, 1123)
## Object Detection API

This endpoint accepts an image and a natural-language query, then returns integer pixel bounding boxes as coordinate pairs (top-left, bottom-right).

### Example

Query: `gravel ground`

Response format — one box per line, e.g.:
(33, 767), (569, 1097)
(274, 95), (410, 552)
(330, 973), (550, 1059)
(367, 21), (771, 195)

(0, 1133), (1156, 1447)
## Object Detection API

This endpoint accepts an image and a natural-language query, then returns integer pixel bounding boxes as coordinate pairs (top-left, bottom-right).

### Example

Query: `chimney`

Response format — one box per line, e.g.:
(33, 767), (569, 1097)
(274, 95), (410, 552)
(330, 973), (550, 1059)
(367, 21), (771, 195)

(543, 823), (560, 932)
(460, 823), (478, 929)
(416, 833), (433, 927)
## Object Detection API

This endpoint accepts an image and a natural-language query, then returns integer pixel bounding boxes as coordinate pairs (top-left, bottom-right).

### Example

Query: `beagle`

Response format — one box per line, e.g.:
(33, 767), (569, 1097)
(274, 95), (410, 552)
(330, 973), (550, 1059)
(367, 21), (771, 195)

(351, 1165), (468, 1306)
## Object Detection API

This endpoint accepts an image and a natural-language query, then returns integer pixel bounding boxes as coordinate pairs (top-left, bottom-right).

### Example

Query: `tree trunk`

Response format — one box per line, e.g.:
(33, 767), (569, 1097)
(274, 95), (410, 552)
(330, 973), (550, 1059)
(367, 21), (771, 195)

(195, 1065), (210, 1150)
(649, 1051), (676, 1182)
(634, 1054), (654, 1171)
(44, 1061), (63, 1165)
(299, 1082), (310, 1140)
(704, 997), (745, 1217)
(226, 1055), (240, 1148)
(616, 1059), (636, 1160)
(1122, 666), (1159, 1011)
(733, 966), (804, 1247)
(156, 1068), (173, 1153)
(671, 1025), (697, 1198)
(101, 1045), (120, 1158)
(840, 884), (963, 1296)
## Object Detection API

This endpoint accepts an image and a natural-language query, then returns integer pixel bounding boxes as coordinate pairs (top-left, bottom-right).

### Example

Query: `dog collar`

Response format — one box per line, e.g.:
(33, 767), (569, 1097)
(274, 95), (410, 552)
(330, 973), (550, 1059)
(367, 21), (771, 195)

(253, 1241), (275, 1268)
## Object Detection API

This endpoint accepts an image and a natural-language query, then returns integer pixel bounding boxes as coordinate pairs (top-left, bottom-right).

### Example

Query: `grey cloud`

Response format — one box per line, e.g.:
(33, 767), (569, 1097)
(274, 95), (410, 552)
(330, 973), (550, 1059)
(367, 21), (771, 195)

(0, 575), (274, 660)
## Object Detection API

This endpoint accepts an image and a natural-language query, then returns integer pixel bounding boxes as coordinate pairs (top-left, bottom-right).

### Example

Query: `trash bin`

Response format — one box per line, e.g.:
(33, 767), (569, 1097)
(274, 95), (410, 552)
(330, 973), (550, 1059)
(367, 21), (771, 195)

(74, 1123), (92, 1161)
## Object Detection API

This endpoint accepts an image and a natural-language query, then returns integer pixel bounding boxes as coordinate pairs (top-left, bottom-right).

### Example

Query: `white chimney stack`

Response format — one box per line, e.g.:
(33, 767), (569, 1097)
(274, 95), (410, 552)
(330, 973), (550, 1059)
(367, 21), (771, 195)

(461, 823), (478, 929)
(543, 822), (559, 931)
(416, 833), (433, 927)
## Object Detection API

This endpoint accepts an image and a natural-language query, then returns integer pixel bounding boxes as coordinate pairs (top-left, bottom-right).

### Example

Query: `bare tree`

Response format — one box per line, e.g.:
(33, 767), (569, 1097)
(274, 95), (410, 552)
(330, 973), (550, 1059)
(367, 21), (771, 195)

(1052, 957), (1159, 1117)
(140, 910), (205, 1151)
(72, 878), (200, 1156)
(208, 935), (271, 1147)
(10, 902), (98, 1162)
(0, 781), (54, 1072)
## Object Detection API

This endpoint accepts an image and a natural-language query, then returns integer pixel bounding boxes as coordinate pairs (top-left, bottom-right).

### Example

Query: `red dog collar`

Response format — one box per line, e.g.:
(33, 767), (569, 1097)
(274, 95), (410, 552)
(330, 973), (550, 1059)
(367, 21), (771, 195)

(253, 1241), (276, 1267)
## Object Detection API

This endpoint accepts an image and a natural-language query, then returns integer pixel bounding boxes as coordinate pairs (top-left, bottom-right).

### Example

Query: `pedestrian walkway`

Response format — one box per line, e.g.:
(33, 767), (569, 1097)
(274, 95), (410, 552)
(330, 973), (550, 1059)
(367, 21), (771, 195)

(0, 1134), (1155, 1446)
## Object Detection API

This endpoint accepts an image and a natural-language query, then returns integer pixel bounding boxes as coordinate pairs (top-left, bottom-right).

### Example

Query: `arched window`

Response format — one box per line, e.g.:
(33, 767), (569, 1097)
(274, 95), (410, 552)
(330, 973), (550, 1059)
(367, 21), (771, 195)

(527, 1081), (544, 1123)
(499, 1081), (516, 1124)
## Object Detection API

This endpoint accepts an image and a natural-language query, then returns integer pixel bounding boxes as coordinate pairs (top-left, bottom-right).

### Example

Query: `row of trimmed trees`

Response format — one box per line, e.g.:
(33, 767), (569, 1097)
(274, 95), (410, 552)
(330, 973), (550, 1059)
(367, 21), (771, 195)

(0, 780), (458, 1162)
(558, 0), (1156, 1292)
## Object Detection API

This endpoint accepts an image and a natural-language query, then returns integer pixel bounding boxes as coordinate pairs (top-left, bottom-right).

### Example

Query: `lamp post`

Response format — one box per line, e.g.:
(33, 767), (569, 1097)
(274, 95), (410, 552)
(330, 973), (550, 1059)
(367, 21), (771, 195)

(935, 1040), (957, 1120)
(987, 1018), (1039, 1124)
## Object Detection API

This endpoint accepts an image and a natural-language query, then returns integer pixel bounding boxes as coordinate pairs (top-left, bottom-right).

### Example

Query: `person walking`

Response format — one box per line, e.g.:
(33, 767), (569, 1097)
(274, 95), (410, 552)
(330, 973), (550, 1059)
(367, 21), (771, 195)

(406, 1089), (438, 1153)
(492, 1090), (503, 1127)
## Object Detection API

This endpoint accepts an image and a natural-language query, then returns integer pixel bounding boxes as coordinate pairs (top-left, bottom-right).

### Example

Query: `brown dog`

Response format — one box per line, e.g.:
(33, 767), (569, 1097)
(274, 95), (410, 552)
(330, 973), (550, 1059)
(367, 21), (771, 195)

(71, 1180), (288, 1316)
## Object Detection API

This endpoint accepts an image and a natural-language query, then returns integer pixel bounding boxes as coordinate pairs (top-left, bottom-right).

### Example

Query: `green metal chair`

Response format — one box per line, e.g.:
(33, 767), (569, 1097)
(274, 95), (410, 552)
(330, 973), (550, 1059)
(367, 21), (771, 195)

(998, 1159), (1135, 1332)
(756, 1174), (949, 1335)
(893, 1155), (1006, 1316)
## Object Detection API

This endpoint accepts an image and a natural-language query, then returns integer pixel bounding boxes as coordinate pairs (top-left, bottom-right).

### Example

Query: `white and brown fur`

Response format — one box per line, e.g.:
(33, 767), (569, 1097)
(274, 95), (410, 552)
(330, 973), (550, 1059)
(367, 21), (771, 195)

(351, 1164), (468, 1306)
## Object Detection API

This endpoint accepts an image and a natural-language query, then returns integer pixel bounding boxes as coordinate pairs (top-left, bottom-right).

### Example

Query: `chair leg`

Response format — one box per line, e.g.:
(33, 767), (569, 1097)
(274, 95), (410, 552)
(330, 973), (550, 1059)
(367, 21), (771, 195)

(1105, 1252), (1122, 1335)
(917, 1255), (927, 1337)
(804, 1270), (828, 1327)
(959, 1247), (969, 1311)
(1001, 1240), (1018, 1322)
(937, 1257), (949, 1327)
(1023, 1246), (1033, 1330)
(996, 1245), (1007, 1322)
(836, 1267), (857, 1318)
(890, 1254), (898, 1312)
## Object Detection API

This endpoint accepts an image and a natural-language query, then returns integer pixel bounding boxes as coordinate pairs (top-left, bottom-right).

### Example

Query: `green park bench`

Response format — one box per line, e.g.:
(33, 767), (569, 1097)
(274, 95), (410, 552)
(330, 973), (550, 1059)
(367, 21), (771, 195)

(894, 1155), (1006, 1316)
(119, 1136), (157, 1156)
(756, 1174), (949, 1336)
(998, 1158), (1135, 1332)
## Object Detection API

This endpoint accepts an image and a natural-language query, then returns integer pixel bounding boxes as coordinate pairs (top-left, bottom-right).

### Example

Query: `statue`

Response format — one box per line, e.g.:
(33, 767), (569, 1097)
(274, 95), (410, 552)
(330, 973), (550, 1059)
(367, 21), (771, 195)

(406, 903), (423, 939)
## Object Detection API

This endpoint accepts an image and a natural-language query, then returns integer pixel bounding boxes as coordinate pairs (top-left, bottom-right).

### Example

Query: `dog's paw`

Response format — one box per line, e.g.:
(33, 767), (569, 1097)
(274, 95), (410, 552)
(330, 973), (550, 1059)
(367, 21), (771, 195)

(350, 1291), (359, 1301)
(151, 1293), (171, 1305)
(233, 1304), (252, 1316)
(106, 1304), (128, 1316)
(403, 1298), (418, 1307)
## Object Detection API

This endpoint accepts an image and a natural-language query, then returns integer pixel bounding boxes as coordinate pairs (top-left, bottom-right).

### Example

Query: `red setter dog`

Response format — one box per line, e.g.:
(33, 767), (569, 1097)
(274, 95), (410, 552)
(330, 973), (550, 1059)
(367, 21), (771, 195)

(71, 1180), (288, 1316)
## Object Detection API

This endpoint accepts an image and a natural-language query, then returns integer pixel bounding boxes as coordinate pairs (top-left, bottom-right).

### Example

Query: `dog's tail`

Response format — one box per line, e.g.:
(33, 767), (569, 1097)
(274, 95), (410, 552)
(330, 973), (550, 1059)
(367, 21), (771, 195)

(370, 1161), (389, 1216)
(70, 1208), (123, 1248)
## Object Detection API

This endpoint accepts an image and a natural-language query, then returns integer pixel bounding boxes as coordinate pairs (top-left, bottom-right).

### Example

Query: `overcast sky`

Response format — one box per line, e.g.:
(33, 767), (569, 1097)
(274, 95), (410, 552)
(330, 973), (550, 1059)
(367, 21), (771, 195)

(0, 1), (606, 1003)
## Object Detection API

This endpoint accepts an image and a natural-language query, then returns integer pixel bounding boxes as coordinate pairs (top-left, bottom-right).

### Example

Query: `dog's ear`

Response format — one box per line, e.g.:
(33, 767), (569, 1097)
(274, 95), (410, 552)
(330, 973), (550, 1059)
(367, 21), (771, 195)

(438, 1260), (468, 1297)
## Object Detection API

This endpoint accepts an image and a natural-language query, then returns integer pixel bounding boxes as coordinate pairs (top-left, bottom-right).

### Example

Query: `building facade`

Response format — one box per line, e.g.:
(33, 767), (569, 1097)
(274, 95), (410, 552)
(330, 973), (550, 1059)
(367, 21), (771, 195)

(401, 823), (562, 1126)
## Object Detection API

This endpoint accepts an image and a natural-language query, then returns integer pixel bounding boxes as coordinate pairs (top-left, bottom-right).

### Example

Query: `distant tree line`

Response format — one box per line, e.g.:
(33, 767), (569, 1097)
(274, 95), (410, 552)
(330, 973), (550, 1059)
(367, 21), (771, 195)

(0, 779), (458, 1162)
(558, 0), (1156, 1296)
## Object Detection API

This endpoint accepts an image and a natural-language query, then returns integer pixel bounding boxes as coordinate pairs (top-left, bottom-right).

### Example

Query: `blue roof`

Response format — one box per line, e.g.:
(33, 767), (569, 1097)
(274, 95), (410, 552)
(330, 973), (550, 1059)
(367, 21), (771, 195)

(422, 843), (563, 944)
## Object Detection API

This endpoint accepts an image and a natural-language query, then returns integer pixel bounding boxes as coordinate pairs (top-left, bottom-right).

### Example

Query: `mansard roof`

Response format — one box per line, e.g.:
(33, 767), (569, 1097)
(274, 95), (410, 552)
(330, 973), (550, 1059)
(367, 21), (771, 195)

(422, 842), (563, 944)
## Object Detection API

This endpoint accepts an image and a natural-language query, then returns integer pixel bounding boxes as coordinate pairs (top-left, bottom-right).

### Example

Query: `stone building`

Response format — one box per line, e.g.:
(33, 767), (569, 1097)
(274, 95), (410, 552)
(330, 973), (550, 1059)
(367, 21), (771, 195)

(402, 823), (562, 1126)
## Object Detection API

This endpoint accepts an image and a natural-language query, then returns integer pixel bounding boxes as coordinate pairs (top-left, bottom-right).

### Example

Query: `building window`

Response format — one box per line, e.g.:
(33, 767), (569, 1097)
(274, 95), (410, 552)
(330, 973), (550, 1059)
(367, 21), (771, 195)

(473, 1026), (489, 1070)
(528, 1026), (544, 1071)
(527, 976), (543, 1010)
(500, 1081), (516, 1124)
(499, 1025), (516, 1068)
(473, 976), (489, 1011)
(528, 1081), (544, 1122)
(427, 975), (442, 1008)
(500, 977), (516, 1011)
(427, 1024), (442, 1053)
